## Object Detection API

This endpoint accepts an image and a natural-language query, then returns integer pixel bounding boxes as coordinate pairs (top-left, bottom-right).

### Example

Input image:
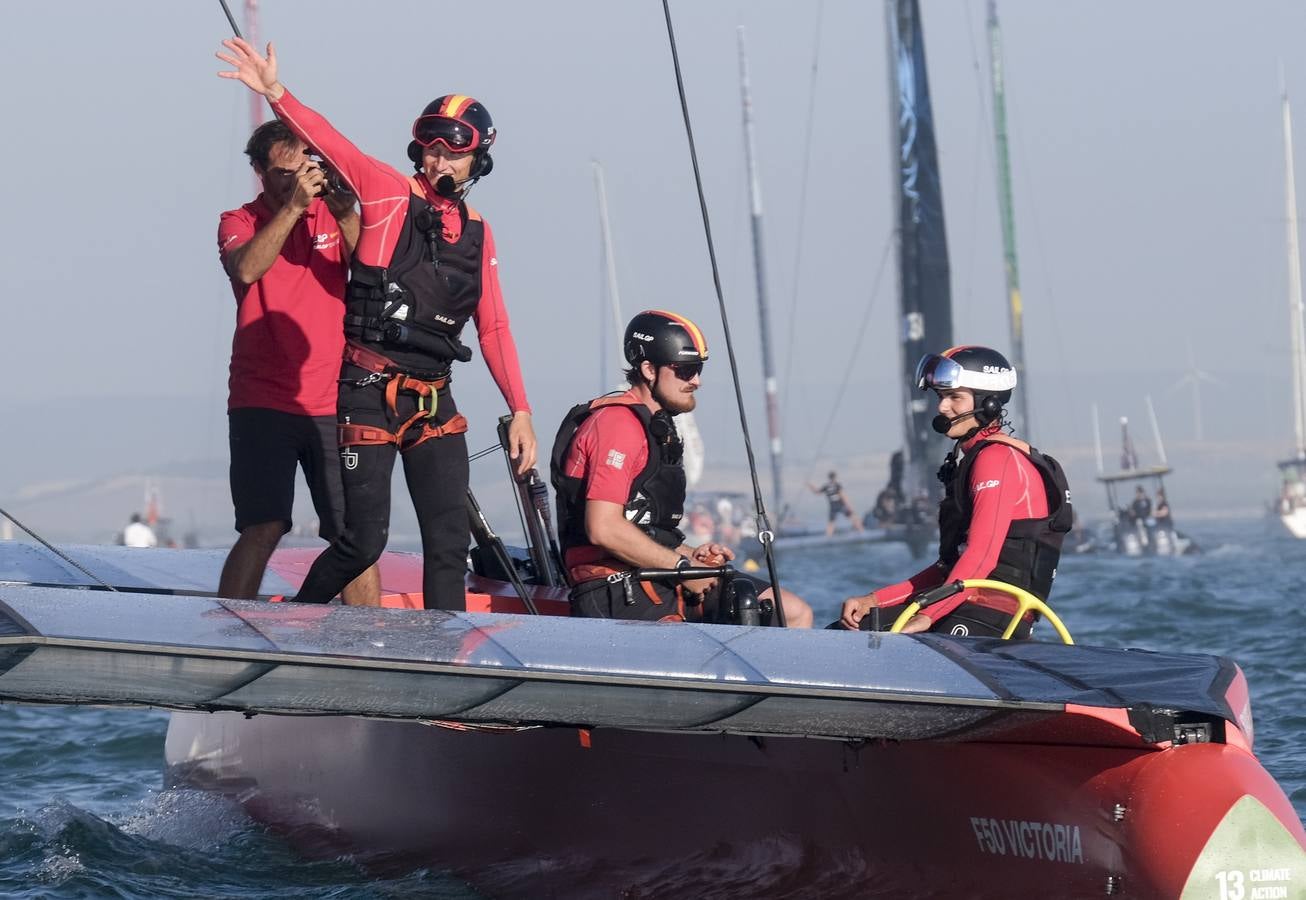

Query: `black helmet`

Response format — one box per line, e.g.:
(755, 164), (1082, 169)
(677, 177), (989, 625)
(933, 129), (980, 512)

(623, 310), (709, 368)
(407, 94), (496, 179)
(915, 345), (1017, 424)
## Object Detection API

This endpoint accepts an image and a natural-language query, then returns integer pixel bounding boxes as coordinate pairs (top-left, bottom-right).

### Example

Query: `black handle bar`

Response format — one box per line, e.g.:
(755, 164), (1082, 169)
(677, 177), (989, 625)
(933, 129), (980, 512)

(621, 565), (732, 583)
(914, 580), (965, 609)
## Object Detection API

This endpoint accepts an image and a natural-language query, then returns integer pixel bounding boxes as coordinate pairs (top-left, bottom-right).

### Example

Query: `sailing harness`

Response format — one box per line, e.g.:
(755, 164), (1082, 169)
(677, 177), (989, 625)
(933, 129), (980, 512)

(335, 188), (484, 452)
(337, 341), (468, 452)
(936, 438), (1073, 602)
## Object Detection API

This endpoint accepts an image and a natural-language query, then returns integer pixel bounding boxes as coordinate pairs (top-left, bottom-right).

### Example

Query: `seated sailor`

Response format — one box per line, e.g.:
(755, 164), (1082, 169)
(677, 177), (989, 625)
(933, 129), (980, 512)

(840, 346), (1072, 638)
(552, 310), (812, 627)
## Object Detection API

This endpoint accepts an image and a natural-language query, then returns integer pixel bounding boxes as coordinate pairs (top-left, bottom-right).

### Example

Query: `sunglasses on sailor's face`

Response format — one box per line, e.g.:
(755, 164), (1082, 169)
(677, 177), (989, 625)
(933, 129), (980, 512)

(665, 362), (703, 381)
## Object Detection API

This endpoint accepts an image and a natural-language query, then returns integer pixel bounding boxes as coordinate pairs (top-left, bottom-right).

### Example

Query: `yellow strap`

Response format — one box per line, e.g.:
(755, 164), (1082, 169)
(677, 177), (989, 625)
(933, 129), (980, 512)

(890, 578), (1073, 644)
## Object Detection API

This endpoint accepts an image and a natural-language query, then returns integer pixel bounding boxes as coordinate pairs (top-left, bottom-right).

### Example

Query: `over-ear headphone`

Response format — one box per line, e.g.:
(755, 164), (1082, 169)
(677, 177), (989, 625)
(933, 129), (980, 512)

(976, 394), (1004, 426)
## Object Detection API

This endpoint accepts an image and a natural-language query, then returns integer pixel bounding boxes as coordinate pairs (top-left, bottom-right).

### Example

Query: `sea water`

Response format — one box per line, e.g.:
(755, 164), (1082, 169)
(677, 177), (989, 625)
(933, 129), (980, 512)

(0, 518), (1302, 897)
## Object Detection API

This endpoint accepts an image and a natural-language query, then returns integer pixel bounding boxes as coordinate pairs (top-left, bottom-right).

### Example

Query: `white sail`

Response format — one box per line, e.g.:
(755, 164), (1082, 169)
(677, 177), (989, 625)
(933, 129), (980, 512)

(679, 411), (705, 488)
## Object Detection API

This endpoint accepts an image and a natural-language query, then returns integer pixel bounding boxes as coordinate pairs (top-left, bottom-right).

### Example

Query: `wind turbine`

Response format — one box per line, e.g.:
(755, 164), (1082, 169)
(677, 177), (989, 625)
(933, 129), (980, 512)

(1169, 336), (1219, 442)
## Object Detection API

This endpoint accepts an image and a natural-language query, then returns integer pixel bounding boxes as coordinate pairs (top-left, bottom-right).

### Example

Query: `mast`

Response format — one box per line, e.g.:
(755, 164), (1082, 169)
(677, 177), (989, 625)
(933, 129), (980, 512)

(737, 26), (784, 513)
(986, 0), (1030, 437)
(245, 0), (263, 194)
(592, 160), (625, 391)
(1282, 75), (1306, 457)
(886, 0), (954, 498)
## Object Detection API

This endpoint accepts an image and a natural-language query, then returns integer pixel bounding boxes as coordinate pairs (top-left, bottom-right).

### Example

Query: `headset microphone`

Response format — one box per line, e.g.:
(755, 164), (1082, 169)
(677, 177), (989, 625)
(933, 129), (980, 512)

(434, 175), (459, 198)
(932, 411), (975, 434)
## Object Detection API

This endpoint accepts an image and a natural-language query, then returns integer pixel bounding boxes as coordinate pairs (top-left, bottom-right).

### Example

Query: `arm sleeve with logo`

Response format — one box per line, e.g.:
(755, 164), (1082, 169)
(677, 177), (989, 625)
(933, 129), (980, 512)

(472, 221), (530, 414)
(217, 207), (256, 286)
(269, 88), (411, 268)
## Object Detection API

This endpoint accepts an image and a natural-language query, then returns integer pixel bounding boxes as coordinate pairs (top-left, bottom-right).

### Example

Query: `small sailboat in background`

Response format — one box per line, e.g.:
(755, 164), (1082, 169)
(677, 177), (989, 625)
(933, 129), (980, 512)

(1273, 77), (1306, 537)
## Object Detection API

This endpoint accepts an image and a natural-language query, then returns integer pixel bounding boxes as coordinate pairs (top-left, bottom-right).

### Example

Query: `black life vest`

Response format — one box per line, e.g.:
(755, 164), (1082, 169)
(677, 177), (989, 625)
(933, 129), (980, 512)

(937, 439), (1073, 601)
(551, 395), (687, 556)
(344, 193), (484, 374)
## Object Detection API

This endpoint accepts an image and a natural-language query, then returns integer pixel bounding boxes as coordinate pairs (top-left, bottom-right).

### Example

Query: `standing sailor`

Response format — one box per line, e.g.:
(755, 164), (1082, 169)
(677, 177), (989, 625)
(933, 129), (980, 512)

(840, 346), (1071, 637)
(218, 39), (536, 610)
(553, 311), (812, 627)
(808, 471), (864, 537)
(216, 119), (379, 604)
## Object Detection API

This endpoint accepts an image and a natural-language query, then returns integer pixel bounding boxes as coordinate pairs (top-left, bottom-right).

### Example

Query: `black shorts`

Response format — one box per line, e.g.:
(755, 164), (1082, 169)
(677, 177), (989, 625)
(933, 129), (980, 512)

(828, 501), (852, 522)
(228, 407), (345, 539)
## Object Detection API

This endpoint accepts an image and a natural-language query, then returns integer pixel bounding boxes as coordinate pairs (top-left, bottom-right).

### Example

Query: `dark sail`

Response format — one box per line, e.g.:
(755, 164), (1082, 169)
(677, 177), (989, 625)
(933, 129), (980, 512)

(887, 0), (953, 497)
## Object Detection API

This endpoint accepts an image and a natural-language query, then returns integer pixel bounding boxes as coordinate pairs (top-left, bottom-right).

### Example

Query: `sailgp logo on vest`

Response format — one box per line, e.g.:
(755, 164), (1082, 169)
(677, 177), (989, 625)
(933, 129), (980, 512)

(605, 449), (626, 470)
(974, 479), (1001, 493)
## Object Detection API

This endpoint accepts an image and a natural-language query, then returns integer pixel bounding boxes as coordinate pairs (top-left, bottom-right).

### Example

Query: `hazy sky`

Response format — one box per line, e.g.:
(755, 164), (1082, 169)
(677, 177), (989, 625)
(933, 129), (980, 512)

(5, 0), (1306, 524)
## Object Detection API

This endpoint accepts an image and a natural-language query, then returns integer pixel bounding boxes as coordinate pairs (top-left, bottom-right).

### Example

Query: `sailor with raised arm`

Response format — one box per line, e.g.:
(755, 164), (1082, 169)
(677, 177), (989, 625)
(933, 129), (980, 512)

(552, 311), (812, 627)
(217, 38), (536, 610)
(840, 347), (1072, 638)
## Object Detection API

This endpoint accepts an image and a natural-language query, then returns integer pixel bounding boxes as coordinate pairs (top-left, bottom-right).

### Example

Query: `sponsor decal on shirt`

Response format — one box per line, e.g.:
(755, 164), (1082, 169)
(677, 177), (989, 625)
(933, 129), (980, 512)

(973, 479), (1001, 493)
(314, 230), (340, 250)
(490, 256), (498, 266)
(605, 449), (626, 470)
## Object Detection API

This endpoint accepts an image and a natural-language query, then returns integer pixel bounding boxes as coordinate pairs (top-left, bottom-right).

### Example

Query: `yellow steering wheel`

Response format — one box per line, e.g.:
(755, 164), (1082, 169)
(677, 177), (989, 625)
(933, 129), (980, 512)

(890, 578), (1073, 644)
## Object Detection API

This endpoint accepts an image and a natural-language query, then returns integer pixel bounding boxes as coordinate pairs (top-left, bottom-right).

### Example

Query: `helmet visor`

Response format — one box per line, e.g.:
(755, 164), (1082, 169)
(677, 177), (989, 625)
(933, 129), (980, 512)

(915, 353), (964, 391)
(413, 115), (478, 153)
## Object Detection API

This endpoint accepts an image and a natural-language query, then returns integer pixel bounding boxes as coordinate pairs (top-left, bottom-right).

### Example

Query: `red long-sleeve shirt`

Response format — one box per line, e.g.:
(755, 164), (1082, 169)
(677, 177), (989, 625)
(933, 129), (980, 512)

(874, 431), (1049, 622)
(269, 88), (531, 414)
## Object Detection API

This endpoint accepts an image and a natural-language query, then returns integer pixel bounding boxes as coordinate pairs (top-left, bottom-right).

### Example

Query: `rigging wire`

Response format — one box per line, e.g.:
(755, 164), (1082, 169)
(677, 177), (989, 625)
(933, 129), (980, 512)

(0, 507), (117, 591)
(802, 232), (895, 476)
(660, 0), (785, 625)
(779, 0), (826, 428)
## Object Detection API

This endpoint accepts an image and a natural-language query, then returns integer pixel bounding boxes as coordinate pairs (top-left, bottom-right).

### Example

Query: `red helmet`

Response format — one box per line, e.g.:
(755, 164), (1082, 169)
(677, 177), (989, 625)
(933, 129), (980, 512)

(407, 95), (496, 178)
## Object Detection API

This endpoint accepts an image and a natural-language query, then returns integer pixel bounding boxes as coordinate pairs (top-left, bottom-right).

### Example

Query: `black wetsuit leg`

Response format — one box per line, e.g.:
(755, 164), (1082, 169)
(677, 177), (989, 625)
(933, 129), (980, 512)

(293, 366), (469, 609)
(401, 417), (469, 610)
(294, 371), (399, 603)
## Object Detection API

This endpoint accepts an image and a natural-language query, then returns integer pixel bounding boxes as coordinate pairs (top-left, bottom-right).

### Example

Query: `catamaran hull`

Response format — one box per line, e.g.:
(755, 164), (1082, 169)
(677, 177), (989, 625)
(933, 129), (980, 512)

(165, 712), (1305, 899)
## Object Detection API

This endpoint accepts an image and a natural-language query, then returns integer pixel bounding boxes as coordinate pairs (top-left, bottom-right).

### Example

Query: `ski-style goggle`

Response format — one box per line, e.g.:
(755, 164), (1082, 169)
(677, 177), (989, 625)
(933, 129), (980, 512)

(914, 353), (963, 391)
(412, 116), (479, 153)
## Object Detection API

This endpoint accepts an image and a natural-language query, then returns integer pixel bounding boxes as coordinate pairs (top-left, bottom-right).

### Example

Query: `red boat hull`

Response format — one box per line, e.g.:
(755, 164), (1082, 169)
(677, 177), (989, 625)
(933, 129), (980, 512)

(165, 711), (1306, 899)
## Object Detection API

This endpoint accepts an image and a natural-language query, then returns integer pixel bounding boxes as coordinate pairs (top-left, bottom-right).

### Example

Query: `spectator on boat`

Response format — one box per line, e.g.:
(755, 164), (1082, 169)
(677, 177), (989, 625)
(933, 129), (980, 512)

(216, 119), (379, 605)
(219, 39), (536, 610)
(122, 514), (158, 549)
(553, 311), (812, 627)
(870, 486), (902, 526)
(809, 471), (864, 537)
(1129, 485), (1154, 546)
(1130, 486), (1152, 524)
(839, 346), (1072, 638)
(1153, 489), (1173, 533)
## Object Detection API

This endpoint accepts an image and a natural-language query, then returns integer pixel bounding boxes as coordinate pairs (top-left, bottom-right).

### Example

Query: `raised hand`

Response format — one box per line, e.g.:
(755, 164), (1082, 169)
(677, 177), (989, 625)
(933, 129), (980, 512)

(216, 37), (283, 100)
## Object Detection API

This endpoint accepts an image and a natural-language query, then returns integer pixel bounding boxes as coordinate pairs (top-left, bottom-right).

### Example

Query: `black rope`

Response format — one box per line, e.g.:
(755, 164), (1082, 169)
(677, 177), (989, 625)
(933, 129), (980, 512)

(660, 0), (785, 626)
(216, 0), (243, 39)
(468, 444), (501, 464)
(0, 506), (117, 592)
